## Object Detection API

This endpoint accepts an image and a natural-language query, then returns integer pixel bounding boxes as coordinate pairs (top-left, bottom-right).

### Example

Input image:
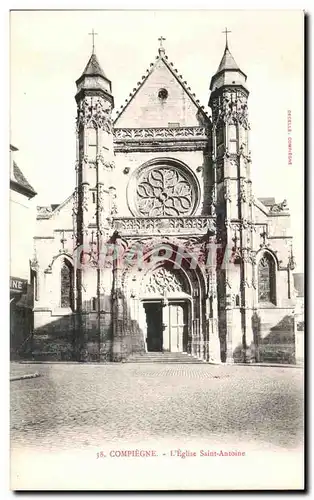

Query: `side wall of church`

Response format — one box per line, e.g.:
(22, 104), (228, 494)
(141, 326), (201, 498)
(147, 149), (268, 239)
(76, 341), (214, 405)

(250, 208), (296, 364)
(32, 209), (115, 360)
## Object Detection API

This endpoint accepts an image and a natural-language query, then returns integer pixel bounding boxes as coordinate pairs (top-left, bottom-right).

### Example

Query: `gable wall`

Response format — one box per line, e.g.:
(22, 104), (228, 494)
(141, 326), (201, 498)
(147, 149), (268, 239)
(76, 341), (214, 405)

(115, 59), (204, 128)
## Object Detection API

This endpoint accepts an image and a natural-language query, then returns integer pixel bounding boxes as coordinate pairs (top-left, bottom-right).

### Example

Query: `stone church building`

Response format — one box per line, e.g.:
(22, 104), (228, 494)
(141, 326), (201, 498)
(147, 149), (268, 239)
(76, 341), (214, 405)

(31, 37), (297, 363)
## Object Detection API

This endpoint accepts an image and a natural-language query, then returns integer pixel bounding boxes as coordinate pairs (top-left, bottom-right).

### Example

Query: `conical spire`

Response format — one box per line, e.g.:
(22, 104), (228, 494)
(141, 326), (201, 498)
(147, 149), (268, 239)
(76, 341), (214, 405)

(216, 45), (240, 73)
(75, 49), (113, 103)
(209, 35), (247, 93)
(76, 31), (112, 92)
(81, 53), (108, 80)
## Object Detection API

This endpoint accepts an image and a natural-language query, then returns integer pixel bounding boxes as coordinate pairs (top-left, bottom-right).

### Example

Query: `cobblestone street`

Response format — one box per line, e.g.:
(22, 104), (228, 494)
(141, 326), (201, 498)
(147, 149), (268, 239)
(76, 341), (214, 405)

(11, 362), (303, 452)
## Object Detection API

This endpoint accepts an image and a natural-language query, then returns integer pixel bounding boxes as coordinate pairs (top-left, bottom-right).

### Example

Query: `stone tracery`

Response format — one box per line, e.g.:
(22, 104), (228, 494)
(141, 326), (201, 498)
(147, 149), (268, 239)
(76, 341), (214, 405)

(76, 96), (113, 132)
(135, 166), (196, 217)
(144, 267), (186, 295)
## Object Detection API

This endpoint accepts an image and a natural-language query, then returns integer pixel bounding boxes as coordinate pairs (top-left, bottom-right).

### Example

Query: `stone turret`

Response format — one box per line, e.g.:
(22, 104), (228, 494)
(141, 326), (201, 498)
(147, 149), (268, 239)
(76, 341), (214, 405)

(74, 50), (115, 361)
(209, 37), (253, 363)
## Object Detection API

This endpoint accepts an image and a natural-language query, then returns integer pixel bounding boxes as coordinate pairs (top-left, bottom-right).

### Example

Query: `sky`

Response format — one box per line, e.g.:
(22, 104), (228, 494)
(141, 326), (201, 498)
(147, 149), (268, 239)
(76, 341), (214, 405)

(10, 9), (304, 270)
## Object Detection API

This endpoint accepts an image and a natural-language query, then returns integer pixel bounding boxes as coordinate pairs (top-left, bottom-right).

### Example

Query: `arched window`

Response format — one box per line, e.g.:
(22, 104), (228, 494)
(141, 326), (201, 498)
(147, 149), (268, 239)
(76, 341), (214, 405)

(258, 253), (276, 304)
(60, 260), (74, 309)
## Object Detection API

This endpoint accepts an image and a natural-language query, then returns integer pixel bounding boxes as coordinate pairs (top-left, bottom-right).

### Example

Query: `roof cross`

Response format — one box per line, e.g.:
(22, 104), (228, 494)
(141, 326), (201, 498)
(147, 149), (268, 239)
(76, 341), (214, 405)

(158, 36), (166, 48)
(158, 36), (166, 55)
(89, 29), (98, 54)
(222, 27), (231, 48)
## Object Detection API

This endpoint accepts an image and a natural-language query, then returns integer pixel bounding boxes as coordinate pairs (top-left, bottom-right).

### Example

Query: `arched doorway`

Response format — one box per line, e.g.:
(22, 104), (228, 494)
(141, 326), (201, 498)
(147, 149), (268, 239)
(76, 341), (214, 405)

(121, 240), (208, 359)
(141, 265), (192, 353)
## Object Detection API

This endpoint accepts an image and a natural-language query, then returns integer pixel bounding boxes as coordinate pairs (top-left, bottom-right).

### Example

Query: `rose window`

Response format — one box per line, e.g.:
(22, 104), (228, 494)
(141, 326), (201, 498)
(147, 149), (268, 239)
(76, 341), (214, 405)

(135, 166), (196, 217)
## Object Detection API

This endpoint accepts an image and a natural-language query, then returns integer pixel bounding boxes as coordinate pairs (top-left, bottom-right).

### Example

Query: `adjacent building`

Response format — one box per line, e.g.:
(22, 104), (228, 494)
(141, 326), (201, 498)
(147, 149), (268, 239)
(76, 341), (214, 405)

(10, 144), (37, 357)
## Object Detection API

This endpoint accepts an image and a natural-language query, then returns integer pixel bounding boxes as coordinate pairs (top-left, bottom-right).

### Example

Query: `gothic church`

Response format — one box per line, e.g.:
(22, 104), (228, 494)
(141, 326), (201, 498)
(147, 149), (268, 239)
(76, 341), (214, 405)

(31, 37), (297, 363)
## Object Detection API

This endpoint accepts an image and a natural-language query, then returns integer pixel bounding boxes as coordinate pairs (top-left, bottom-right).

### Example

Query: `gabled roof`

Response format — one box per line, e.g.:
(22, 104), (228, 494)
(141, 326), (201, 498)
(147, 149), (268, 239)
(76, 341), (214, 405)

(254, 197), (271, 216)
(258, 197), (276, 207)
(36, 193), (74, 220)
(114, 51), (210, 124)
(11, 161), (37, 198)
(51, 193), (74, 216)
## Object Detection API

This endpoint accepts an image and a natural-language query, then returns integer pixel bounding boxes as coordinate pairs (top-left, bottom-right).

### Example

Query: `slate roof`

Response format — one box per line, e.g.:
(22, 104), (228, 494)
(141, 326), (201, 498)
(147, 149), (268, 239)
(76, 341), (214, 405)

(114, 50), (210, 124)
(79, 53), (110, 81)
(11, 161), (37, 198)
(258, 197), (276, 207)
(216, 45), (241, 73)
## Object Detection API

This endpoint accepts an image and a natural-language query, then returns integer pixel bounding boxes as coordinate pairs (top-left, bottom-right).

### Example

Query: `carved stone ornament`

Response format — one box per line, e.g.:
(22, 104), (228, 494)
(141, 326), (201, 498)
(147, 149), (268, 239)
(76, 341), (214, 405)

(45, 263), (52, 274)
(224, 218), (232, 230)
(72, 188), (78, 216)
(81, 185), (89, 211)
(288, 247), (296, 271)
(249, 251), (257, 265)
(112, 289), (124, 301)
(76, 96), (113, 133)
(135, 166), (197, 217)
(112, 216), (215, 234)
(239, 179), (247, 202)
(241, 278), (251, 289)
(103, 161), (115, 171)
(80, 219), (89, 236)
(269, 199), (289, 213)
(37, 206), (53, 218)
(144, 268), (186, 295)
(288, 257), (296, 271)
(224, 179), (231, 202)
(241, 248), (251, 263)
(212, 90), (250, 129)
(223, 147), (230, 159)
(238, 143), (246, 157)
(96, 153), (104, 165)
(114, 127), (209, 140)
(110, 189), (118, 216)
(225, 277), (232, 289)
(97, 185), (104, 211)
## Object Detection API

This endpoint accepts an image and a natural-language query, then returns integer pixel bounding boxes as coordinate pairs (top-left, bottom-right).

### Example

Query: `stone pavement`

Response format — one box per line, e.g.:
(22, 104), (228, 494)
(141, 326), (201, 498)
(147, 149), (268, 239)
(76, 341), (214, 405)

(10, 362), (304, 455)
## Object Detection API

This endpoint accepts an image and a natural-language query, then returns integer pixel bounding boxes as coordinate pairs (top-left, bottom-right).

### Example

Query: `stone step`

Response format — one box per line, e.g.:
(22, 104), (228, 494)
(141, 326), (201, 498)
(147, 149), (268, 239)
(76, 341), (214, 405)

(127, 360), (204, 363)
(127, 353), (204, 363)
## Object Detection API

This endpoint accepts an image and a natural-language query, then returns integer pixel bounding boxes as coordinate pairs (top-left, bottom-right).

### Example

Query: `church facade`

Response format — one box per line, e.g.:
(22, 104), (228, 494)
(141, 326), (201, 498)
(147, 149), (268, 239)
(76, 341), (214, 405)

(30, 38), (297, 363)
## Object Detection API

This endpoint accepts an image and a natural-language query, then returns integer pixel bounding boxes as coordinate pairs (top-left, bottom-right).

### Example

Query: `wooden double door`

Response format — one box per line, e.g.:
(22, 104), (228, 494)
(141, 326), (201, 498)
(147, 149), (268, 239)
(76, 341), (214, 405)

(145, 301), (188, 353)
